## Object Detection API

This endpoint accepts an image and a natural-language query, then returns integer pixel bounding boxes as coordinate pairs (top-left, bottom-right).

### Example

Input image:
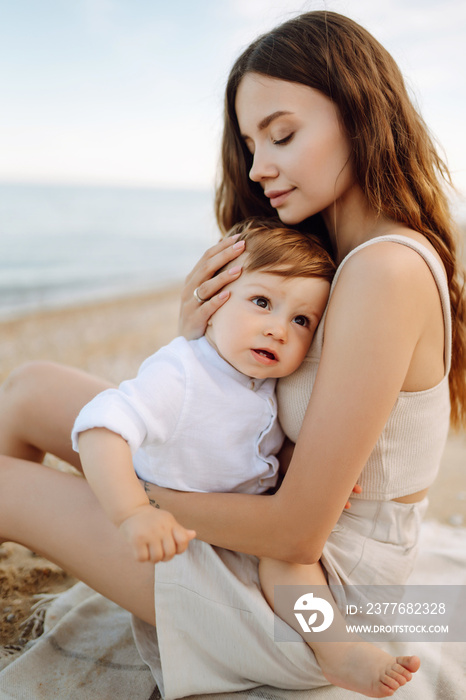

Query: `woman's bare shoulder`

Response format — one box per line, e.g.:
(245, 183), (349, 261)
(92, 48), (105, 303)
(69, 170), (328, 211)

(336, 231), (444, 295)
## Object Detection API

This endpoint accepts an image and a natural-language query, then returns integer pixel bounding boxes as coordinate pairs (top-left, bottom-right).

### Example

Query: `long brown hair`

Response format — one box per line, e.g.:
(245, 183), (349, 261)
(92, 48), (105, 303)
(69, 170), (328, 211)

(215, 10), (466, 429)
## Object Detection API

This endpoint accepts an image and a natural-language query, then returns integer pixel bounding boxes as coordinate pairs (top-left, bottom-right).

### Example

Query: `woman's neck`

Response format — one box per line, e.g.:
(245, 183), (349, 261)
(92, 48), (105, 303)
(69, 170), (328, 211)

(321, 185), (402, 264)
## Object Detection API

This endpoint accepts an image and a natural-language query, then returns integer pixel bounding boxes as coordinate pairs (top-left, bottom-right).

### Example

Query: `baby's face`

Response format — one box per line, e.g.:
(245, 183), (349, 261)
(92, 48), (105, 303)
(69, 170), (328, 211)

(205, 269), (330, 379)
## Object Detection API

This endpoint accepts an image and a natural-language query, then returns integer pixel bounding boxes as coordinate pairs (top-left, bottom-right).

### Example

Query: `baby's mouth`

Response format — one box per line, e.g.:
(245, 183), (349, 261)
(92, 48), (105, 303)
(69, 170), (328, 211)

(252, 348), (278, 364)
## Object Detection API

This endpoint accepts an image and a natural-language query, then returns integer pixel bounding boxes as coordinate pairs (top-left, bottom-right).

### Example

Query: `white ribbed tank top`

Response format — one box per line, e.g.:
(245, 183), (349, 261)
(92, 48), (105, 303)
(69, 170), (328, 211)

(277, 235), (452, 500)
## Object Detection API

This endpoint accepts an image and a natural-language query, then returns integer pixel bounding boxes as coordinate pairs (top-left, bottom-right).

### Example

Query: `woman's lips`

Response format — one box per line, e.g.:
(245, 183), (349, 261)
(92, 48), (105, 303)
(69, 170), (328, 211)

(251, 348), (278, 365)
(265, 188), (294, 208)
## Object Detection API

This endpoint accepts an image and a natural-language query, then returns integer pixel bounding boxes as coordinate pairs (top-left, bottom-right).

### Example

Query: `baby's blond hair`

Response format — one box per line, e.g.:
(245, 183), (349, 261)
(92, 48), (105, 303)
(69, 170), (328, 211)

(227, 218), (335, 282)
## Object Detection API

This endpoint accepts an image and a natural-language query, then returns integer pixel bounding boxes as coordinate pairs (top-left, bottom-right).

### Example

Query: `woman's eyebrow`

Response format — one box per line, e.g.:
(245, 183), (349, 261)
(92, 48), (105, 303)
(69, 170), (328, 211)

(241, 111), (293, 139)
(258, 110), (293, 130)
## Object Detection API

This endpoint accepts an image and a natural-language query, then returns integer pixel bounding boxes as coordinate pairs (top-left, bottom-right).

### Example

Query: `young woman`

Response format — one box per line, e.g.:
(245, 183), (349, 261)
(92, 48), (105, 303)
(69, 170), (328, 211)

(0, 10), (465, 699)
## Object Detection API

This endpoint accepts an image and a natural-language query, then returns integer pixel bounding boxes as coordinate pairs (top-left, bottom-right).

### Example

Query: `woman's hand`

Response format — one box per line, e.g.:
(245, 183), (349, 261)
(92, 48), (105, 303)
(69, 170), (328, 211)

(179, 235), (245, 339)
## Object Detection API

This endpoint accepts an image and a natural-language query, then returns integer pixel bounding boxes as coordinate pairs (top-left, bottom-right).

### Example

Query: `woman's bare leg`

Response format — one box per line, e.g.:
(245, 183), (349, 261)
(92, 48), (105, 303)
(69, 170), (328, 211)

(0, 362), (156, 622)
(0, 455), (155, 624)
(0, 361), (113, 468)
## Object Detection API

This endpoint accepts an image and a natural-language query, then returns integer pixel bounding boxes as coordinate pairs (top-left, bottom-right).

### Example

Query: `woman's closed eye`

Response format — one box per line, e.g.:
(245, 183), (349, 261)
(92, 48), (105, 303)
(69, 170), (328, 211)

(272, 133), (294, 146)
(251, 296), (270, 309)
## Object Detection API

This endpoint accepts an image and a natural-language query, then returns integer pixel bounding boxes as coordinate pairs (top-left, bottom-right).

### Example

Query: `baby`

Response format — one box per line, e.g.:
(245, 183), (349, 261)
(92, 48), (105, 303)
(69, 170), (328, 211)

(73, 217), (334, 553)
(72, 216), (336, 647)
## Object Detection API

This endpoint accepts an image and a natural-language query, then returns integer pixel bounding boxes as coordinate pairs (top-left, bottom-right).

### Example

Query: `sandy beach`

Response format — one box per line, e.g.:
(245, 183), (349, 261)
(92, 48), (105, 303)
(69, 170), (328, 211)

(1, 285), (465, 647)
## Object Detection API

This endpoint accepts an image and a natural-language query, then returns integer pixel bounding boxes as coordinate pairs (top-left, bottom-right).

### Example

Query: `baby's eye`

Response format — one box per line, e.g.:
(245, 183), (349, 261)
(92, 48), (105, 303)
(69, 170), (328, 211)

(252, 296), (270, 309)
(293, 315), (309, 327)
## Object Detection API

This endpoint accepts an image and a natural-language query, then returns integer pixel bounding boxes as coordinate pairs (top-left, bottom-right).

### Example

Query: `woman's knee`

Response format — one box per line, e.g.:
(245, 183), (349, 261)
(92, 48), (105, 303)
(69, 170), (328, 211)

(1, 360), (105, 417)
(1, 361), (113, 467)
(1, 361), (58, 404)
(0, 364), (58, 460)
(1, 363), (66, 439)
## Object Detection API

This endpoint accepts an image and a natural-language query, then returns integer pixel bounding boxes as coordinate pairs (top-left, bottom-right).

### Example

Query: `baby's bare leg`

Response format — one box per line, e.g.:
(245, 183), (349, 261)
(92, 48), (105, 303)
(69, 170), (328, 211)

(0, 361), (113, 469)
(259, 557), (420, 698)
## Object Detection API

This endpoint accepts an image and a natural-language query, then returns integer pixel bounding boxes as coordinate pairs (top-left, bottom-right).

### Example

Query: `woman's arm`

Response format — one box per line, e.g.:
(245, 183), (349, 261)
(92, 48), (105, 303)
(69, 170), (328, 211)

(151, 243), (438, 563)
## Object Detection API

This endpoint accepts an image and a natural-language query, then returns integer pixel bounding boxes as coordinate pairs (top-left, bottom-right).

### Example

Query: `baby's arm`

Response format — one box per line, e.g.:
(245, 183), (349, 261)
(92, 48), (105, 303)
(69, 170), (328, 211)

(78, 428), (195, 563)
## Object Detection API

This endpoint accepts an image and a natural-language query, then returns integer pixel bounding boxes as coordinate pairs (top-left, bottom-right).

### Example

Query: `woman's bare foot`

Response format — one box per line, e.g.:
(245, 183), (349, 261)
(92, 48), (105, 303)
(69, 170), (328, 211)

(314, 642), (420, 697)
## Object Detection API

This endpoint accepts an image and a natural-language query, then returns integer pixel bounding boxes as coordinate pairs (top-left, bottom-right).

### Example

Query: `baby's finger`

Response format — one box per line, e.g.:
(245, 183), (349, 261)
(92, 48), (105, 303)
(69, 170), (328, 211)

(159, 533), (177, 562)
(147, 540), (164, 564)
(173, 526), (196, 555)
(133, 541), (150, 563)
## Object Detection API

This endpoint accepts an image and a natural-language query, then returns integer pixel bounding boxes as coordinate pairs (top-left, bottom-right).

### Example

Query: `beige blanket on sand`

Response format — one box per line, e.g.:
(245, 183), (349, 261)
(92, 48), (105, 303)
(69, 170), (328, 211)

(0, 520), (464, 700)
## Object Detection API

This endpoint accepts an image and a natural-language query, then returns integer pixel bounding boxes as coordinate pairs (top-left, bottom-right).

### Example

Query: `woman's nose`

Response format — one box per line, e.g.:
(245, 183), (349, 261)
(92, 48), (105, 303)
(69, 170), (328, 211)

(249, 150), (279, 182)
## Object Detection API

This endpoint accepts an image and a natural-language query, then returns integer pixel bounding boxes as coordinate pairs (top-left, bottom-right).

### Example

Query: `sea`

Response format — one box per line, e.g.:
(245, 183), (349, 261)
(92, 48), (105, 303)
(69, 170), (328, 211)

(1, 182), (465, 323)
(0, 183), (217, 321)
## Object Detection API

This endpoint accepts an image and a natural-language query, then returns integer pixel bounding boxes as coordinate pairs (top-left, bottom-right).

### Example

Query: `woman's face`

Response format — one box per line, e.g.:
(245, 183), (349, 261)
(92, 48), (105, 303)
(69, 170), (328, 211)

(235, 73), (356, 227)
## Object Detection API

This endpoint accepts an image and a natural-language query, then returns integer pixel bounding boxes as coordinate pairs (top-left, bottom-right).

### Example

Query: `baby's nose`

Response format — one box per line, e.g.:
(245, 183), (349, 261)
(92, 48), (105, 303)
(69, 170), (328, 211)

(264, 321), (287, 342)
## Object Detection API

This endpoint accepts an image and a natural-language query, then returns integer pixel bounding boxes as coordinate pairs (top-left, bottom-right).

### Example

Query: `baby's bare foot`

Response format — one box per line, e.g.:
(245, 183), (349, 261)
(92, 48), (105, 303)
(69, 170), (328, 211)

(314, 643), (420, 697)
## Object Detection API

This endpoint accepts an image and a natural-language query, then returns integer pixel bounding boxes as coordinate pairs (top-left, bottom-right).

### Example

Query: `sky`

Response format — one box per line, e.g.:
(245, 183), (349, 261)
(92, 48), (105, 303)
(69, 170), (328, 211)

(0, 0), (465, 207)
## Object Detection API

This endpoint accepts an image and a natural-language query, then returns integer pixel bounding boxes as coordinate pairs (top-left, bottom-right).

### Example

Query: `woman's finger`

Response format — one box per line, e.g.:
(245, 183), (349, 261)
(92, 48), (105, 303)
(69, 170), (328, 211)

(185, 234), (241, 278)
(179, 236), (245, 339)
(192, 264), (242, 306)
(183, 237), (245, 293)
(178, 289), (232, 338)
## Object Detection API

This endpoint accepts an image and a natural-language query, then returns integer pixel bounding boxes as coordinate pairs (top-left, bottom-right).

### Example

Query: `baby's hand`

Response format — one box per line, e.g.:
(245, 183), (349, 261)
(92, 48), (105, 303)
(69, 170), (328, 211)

(119, 505), (196, 563)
